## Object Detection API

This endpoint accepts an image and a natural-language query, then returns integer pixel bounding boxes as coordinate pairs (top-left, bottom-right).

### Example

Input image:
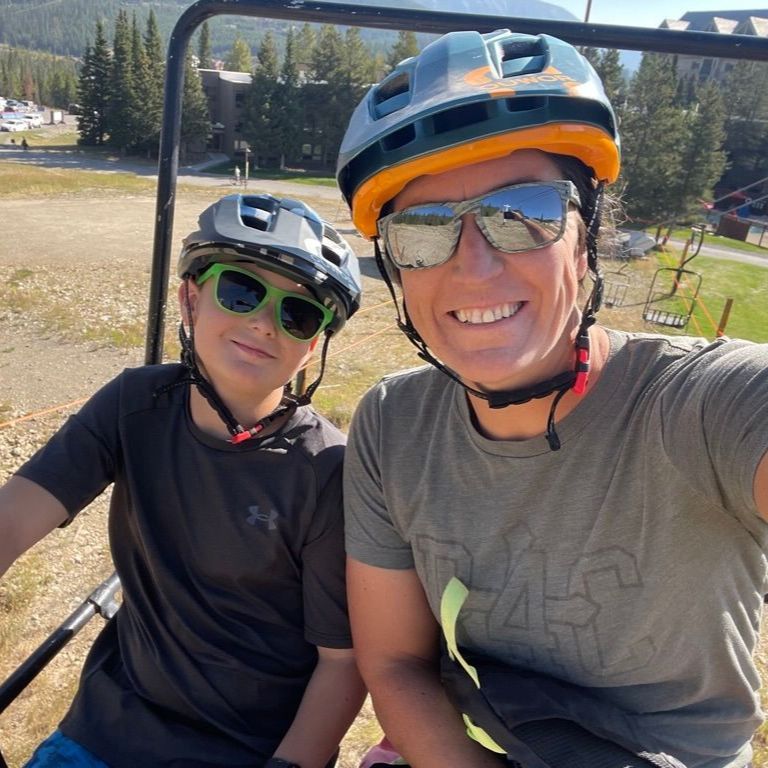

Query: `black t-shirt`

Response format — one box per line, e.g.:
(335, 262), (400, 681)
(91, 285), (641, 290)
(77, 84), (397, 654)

(17, 364), (351, 767)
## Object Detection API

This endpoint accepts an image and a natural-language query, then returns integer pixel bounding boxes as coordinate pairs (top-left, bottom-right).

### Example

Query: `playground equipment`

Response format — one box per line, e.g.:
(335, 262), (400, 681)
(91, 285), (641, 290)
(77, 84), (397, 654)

(2, 3), (768, 765)
(642, 224), (705, 330)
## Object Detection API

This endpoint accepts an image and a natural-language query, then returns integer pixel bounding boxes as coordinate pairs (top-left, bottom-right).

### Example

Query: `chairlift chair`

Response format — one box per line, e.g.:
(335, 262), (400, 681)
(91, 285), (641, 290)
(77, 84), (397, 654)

(641, 224), (705, 330)
(2, 5), (768, 767)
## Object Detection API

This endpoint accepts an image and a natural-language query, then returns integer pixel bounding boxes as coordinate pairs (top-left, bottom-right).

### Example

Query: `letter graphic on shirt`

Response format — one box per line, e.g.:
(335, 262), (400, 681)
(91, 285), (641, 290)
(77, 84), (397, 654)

(413, 524), (655, 679)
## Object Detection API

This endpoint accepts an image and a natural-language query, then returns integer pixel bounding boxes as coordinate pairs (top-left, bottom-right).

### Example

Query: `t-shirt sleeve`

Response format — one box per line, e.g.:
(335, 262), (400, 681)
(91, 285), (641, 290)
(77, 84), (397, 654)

(301, 460), (353, 649)
(15, 374), (121, 523)
(344, 384), (415, 570)
(658, 339), (768, 525)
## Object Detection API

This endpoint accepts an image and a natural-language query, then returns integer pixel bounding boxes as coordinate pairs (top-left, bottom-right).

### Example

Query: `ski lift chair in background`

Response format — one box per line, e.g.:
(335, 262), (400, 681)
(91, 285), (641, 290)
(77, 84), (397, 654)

(642, 224), (705, 331)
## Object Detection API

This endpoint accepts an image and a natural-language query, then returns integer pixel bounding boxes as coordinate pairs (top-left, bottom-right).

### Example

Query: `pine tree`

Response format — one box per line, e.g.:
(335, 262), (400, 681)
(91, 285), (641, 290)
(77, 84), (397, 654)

(594, 48), (625, 116)
(620, 53), (687, 223)
(130, 12), (154, 155)
(225, 35), (252, 73)
(181, 51), (210, 164)
(241, 32), (280, 167)
(107, 10), (137, 151)
(143, 10), (165, 157)
(295, 24), (316, 76)
(672, 81), (726, 218)
(77, 20), (110, 145)
(386, 30), (419, 71)
(722, 60), (768, 177)
(272, 27), (303, 167)
(198, 21), (213, 69)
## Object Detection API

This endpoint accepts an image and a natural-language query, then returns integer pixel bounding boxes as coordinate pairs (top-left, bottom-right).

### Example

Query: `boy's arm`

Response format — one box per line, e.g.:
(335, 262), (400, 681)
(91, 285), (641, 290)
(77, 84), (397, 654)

(346, 558), (502, 768)
(270, 645), (366, 768)
(0, 476), (69, 578)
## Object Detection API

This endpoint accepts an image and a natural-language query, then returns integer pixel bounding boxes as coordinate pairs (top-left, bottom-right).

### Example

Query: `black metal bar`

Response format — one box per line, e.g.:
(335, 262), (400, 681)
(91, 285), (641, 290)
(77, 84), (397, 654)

(0, 574), (121, 715)
(145, 0), (768, 365)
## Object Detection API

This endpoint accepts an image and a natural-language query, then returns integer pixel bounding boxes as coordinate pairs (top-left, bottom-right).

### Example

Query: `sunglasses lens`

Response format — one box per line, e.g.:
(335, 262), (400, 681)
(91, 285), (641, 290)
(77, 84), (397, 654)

(216, 269), (267, 313)
(280, 296), (326, 340)
(478, 185), (565, 250)
(385, 203), (461, 269)
(383, 183), (568, 269)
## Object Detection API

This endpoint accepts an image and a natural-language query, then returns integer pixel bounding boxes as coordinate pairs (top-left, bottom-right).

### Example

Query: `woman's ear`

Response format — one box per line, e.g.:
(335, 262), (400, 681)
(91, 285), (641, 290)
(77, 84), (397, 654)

(178, 278), (199, 326)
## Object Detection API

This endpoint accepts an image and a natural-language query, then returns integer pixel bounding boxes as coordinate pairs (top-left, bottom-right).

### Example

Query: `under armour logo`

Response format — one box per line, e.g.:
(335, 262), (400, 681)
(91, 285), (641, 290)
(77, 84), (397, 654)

(246, 505), (279, 530)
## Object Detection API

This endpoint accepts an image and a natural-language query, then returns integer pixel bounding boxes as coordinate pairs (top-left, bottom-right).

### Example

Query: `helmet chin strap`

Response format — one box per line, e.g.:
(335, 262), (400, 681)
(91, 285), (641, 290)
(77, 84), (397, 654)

(373, 206), (603, 451)
(169, 280), (330, 445)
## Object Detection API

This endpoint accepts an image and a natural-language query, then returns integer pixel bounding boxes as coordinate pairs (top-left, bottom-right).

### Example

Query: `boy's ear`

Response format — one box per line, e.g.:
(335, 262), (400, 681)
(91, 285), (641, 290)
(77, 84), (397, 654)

(178, 279), (199, 325)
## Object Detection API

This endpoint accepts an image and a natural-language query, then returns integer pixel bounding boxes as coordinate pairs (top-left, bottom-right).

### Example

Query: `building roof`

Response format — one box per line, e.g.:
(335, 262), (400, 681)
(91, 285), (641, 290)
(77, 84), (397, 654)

(660, 19), (690, 30)
(679, 9), (768, 30)
(709, 16), (740, 33)
(739, 15), (768, 35)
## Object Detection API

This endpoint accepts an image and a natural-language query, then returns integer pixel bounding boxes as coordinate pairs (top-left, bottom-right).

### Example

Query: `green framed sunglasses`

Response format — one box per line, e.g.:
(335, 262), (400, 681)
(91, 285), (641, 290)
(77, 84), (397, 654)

(196, 262), (335, 342)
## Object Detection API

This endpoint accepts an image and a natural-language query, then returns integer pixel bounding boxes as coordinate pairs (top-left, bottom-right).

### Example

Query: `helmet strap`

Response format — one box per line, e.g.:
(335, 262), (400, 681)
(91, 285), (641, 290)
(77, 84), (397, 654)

(176, 278), (307, 445)
(373, 231), (602, 452)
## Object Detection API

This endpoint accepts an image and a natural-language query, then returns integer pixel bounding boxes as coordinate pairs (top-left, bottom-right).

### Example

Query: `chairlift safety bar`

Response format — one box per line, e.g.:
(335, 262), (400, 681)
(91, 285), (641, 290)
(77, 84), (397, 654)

(145, 0), (768, 364)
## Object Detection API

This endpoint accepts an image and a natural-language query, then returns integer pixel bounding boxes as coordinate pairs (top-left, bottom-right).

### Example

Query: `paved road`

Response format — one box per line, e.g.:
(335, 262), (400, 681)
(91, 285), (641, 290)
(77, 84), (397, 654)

(666, 237), (768, 269)
(0, 145), (344, 202)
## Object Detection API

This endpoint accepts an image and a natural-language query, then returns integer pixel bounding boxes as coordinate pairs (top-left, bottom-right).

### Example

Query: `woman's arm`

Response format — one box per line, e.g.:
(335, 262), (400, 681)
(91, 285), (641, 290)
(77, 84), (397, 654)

(270, 646), (366, 768)
(756, 450), (768, 521)
(346, 558), (502, 768)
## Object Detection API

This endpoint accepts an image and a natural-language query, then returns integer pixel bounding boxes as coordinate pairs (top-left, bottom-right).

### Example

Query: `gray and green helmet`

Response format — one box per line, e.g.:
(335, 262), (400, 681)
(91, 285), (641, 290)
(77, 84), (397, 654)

(337, 29), (620, 238)
(178, 193), (361, 333)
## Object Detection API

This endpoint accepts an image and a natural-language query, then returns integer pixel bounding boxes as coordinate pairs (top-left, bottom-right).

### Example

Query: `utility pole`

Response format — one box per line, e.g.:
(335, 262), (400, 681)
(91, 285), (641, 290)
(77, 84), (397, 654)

(584, 0), (593, 22)
(243, 146), (250, 188)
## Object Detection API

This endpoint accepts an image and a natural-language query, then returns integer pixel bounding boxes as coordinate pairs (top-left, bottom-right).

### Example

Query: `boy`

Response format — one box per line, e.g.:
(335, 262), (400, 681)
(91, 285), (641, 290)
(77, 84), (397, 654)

(0, 193), (365, 768)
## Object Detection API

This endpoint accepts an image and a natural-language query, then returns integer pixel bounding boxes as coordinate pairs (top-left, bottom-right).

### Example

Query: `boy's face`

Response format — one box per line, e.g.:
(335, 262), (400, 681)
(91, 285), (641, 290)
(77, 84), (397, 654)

(179, 262), (319, 403)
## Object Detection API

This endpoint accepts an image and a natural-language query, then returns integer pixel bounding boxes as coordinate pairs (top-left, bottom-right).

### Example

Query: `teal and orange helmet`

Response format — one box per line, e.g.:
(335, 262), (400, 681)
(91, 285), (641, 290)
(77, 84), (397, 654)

(337, 29), (621, 238)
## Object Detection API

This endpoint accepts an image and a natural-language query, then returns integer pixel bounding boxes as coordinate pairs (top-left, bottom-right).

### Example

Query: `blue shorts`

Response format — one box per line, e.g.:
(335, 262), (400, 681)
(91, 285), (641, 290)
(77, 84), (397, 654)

(23, 731), (109, 768)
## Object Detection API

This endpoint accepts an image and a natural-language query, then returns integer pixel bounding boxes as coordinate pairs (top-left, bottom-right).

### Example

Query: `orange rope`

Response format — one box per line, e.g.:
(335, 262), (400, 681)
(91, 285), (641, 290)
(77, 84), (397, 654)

(0, 397), (87, 430)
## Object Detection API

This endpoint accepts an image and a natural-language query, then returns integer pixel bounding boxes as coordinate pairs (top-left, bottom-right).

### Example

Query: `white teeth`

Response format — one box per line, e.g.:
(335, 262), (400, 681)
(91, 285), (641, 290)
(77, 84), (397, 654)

(454, 302), (522, 324)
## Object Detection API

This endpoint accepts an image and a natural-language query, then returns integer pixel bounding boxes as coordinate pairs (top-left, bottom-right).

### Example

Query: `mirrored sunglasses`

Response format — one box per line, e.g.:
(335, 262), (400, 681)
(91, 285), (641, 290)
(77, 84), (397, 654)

(196, 263), (334, 342)
(378, 180), (581, 270)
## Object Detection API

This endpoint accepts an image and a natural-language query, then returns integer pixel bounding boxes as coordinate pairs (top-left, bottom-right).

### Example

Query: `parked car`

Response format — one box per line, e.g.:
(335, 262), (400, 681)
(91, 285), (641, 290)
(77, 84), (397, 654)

(0, 118), (29, 132)
(22, 113), (43, 128)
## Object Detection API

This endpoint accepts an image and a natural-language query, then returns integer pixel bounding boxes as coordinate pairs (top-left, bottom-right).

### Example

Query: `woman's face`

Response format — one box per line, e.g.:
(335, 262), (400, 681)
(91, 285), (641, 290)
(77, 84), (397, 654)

(395, 150), (588, 393)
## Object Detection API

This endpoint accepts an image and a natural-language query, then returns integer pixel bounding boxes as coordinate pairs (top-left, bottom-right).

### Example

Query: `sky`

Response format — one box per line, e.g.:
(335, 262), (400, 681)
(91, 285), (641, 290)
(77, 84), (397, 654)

(555, 1), (765, 27)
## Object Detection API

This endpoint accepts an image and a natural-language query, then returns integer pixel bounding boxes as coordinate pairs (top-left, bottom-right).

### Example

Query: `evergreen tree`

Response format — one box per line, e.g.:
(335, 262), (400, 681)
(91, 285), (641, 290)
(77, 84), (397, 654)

(198, 21), (213, 70)
(272, 28), (303, 167)
(225, 35), (252, 73)
(386, 30), (419, 70)
(295, 24), (316, 76)
(143, 10), (165, 156)
(107, 10), (137, 150)
(722, 60), (768, 177)
(181, 51), (210, 164)
(241, 32), (281, 167)
(310, 25), (343, 84)
(672, 81), (726, 219)
(620, 53), (687, 223)
(130, 12), (155, 155)
(594, 48), (625, 115)
(77, 20), (110, 145)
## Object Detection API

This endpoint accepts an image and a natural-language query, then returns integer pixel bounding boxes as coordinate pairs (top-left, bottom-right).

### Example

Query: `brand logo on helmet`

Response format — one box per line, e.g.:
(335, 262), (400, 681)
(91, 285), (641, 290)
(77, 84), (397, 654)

(463, 65), (579, 96)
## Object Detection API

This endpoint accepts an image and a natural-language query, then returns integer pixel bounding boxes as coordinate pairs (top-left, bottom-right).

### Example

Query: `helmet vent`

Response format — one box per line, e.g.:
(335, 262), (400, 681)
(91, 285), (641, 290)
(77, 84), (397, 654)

(504, 96), (547, 113)
(433, 102), (488, 134)
(381, 123), (415, 151)
(321, 244), (342, 266)
(499, 39), (548, 78)
(372, 72), (411, 118)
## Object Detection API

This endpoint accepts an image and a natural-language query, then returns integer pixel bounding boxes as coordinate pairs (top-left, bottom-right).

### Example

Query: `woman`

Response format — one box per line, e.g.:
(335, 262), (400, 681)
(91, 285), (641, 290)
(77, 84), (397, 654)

(337, 29), (768, 768)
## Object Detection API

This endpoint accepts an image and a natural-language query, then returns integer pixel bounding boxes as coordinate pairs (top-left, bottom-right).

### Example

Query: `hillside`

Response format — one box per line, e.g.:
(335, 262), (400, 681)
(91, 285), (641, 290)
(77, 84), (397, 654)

(0, 0), (578, 57)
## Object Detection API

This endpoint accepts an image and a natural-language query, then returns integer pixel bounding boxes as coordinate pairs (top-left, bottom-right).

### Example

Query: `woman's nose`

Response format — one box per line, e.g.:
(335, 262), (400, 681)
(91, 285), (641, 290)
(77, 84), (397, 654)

(450, 214), (505, 281)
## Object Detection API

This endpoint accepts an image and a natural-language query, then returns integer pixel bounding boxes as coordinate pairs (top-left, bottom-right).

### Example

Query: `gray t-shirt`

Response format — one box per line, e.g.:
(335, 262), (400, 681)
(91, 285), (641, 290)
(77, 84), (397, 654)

(344, 330), (768, 768)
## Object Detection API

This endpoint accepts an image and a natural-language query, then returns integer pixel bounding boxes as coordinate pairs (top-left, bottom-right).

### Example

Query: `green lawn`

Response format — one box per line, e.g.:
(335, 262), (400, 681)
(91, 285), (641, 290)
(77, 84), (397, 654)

(602, 248), (768, 343)
(201, 160), (338, 187)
